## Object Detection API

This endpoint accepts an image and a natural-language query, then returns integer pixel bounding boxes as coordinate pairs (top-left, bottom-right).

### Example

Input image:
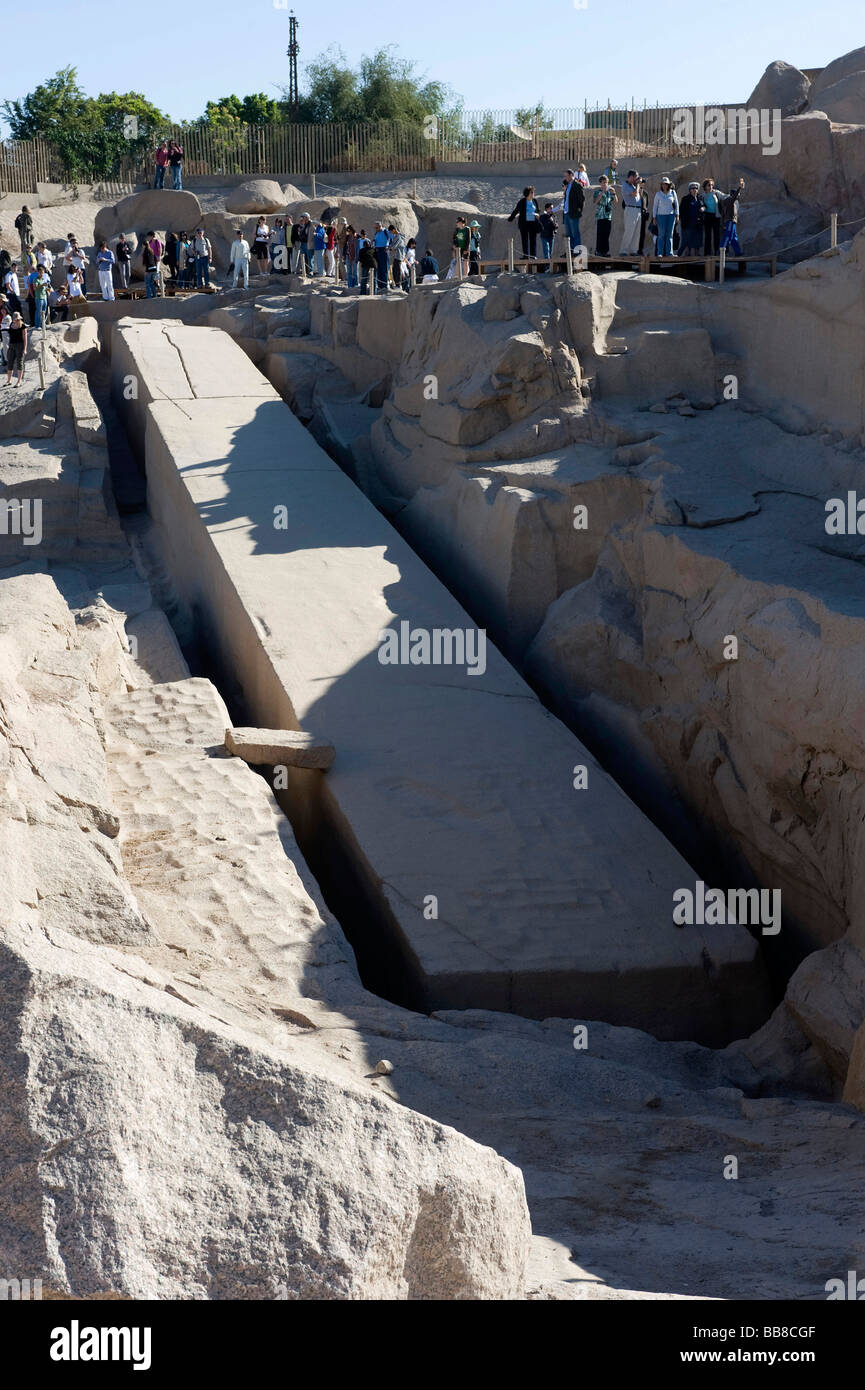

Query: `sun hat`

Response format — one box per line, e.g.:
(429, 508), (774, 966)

(469, 220), (480, 227)
(689, 181), (700, 189)
(660, 175), (672, 185)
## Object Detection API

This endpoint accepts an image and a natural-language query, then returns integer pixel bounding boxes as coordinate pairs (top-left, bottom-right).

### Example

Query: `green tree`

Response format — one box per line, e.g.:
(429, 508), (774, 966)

(203, 93), (281, 126)
(286, 46), (458, 125)
(2, 69), (169, 178)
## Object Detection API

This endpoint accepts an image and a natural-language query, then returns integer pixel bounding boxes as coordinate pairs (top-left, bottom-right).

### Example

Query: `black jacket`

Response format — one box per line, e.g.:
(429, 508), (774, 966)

(508, 196), (541, 228)
(560, 181), (585, 219)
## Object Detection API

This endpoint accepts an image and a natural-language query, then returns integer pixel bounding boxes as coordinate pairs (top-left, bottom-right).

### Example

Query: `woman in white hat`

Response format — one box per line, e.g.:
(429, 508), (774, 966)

(678, 181), (704, 258)
(652, 175), (679, 259)
(468, 220), (481, 275)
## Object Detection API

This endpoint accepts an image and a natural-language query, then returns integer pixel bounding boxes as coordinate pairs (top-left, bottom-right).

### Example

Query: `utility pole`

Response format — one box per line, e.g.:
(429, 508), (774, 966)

(287, 12), (299, 114)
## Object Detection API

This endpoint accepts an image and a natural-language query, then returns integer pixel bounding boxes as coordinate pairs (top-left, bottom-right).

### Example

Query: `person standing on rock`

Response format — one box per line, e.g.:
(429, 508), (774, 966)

(230, 229), (251, 288)
(468, 221), (481, 275)
(115, 233), (132, 290)
(253, 216), (271, 276)
(388, 224), (405, 287)
(4, 311), (27, 386)
(372, 222), (390, 292)
(192, 227), (212, 288)
(604, 158), (619, 186)
(3, 261), (22, 315)
(141, 237), (159, 298)
(168, 140), (183, 190)
(0, 297), (10, 368)
(324, 222), (337, 278)
(14, 206), (33, 259)
(592, 174), (617, 256)
(404, 237), (417, 288)
(538, 203), (557, 266)
(270, 218), (287, 273)
(96, 241), (116, 300)
(554, 171), (585, 254)
(154, 141), (169, 188)
(452, 215), (471, 273)
(344, 225), (358, 288)
(290, 214), (310, 274)
(312, 221), (326, 276)
(358, 233), (377, 295)
(619, 171), (643, 255)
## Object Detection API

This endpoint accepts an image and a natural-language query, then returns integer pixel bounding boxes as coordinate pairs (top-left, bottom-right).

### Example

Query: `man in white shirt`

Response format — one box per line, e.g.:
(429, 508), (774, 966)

(230, 229), (251, 288)
(36, 243), (54, 272)
(619, 170), (643, 255)
(3, 263), (21, 311)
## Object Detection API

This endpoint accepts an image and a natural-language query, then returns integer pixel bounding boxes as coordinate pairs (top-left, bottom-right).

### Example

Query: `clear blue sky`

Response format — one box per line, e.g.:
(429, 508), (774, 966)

(1, 2), (861, 131)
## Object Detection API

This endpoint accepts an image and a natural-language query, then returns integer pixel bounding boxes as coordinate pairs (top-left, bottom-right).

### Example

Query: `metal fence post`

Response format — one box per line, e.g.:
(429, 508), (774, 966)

(830, 211), (838, 248)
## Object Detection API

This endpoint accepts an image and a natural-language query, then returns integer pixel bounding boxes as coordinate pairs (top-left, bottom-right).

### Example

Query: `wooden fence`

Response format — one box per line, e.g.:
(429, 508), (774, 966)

(1, 105), (713, 191)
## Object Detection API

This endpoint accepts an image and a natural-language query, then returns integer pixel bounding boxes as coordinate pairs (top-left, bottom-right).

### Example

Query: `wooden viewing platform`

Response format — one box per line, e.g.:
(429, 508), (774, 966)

(477, 252), (779, 279)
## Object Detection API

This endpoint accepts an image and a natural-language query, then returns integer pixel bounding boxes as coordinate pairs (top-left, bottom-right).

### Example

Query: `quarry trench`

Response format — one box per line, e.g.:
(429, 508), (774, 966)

(90, 310), (781, 1054)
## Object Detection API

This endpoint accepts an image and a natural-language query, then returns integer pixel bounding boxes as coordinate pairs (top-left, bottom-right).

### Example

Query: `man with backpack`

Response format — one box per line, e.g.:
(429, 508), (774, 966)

(14, 206), (34, 259)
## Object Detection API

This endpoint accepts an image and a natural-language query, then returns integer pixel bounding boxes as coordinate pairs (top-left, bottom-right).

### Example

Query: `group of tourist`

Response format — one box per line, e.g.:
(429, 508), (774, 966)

(507, 164), (746, 262)
(154, 141), (184, 190)
(226, 214), (428, 292)
(0, 209), (91, 385)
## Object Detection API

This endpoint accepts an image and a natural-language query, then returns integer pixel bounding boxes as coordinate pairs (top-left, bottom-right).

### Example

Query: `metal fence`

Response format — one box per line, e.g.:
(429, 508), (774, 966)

(0, 104), (713, 190)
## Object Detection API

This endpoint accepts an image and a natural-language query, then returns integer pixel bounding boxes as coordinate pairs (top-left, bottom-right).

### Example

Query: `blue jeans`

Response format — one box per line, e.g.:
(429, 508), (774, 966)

(540, 236), (554, 262)
(655, 214), (675, 256)
(171, 164), (182, 190)
(145, 269), (158, 298)
(195, 255), (210, 288)
(346, 260), (358, 288)
(721, 222), (741, 255)
(563, 213), (581, 250)
(375, 247), (388, 290)
(34, 296), (47, 328)
(314, 248), (324, 275)
(154, 165), (165, 189)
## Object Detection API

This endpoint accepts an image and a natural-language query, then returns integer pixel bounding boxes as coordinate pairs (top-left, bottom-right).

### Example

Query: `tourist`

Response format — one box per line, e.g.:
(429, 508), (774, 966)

(576, 163), (590, 187)
(230, 228), (251, 289)
(164, 231), (179, 284)
(418, 247), (439, 282)
(538, 203), (557, 265)
(31, 264), (52, 324)
(252, 217), (271, 276)
(652, 176), (679, 258)
(97, 241), (117, 300)
(312, 221), (326, 275)
(66, 264), (85, 305)
(168, 139), (183, 190)
(344, 225), (358, 288)
(176, 232), (192, 288)
(604, 158), (619, 186)
(290, 214), (310, 274)
(25, 262), (40, 325)
(555, 170), (585, 253)
(638, 179), (650, 254)
(4, 311), (26, 386)
(154, 141), (169, 189)
(336, 218), (348, 280)
(270, 218), (287, 274)
(115, 233), (133, 290)
(619, 171), (643, 254)
(678, 182), (704, 258)
(3, 261), (22, 315)
(192, 227), (212, 288)
(721, 178), (746, 256)
(65, 237), (88, 292)
(36, 242), (54, 274)
(14, 206), (33, 259)
(373, 222), (390, 291)
(388, 224), (405, 287)
(324, 222), (337, 278)
(468, 220), (481, 275)
(701, 179), (723, 256)
(404, 237), (417, 288)
(593, 174), (617, 256)
(0, 246), (11, 283)
(48, 284), (69, 322)
(0, 298), (9, 367)
(452, 214), (471, 272)
(141, 238), (159, 298)
(358, 234), (377, 295)
(507, 187), (540, 260)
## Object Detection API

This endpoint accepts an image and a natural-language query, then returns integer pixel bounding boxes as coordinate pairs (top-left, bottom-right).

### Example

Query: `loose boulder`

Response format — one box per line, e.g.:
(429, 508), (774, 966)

(746, 60), (811, 118)
(95, 190), (202, 244)
(225, 179), (290, 214)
